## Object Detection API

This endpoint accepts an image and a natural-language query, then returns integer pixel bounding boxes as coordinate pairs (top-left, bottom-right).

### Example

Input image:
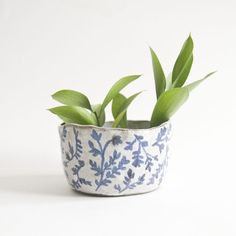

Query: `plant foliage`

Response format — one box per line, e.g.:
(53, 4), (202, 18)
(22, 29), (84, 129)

(49, 35), (215, 128)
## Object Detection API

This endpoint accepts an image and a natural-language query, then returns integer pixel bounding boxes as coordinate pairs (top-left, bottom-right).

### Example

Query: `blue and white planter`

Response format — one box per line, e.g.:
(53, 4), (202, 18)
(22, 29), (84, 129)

(59, 121), (171, 196)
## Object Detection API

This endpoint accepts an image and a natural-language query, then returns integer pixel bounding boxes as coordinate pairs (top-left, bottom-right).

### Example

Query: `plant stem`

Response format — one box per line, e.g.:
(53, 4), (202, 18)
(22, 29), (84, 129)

(94, 112), (100, 126)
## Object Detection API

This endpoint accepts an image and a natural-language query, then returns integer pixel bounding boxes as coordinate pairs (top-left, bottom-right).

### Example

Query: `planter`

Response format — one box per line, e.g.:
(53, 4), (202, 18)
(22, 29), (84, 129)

(59, 120), (172, 196)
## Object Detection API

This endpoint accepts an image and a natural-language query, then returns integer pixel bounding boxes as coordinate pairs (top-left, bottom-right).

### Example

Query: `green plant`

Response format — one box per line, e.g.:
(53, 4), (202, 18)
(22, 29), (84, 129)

(49, 35), (215, 128)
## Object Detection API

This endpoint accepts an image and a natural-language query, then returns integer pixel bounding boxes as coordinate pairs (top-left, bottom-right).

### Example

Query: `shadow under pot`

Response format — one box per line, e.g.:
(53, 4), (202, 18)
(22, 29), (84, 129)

(59, 120), (171, 196)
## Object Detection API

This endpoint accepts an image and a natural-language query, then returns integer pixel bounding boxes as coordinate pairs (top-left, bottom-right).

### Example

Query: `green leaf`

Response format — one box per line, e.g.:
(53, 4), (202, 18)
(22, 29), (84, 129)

(52, 90), (92, 110)
(99, 75), (141, 118)
(91, 104), (106, 127)
(150, 47), (166, 99)
(166, 73), (172, 90)
(185, 71), (216, 92)
(172, 35), (194, 87)
(172, 54), (193, 88)
(58, 115), (75, 123)
(112, 93), (127, 128)
(150, 88), (189, 127)
(112, 92), (142, 128)
(48, 106), (97, 125)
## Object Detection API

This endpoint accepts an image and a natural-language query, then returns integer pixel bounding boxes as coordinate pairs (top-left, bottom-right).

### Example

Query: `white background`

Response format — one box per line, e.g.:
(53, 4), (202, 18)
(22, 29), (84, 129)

(0, 0), (236, 235)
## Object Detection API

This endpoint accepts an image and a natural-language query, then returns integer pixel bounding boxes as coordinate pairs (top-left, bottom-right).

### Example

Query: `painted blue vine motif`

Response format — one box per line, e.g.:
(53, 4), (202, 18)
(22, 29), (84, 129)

(60, 123), (171, 195)
(114, 169), (145, 193)
(61, 127), (91, 189)
(125, 135), (158, 171)
(152, 125), (172, 153)
(88, 130), (130, 190)
(147, 147), (169, 186)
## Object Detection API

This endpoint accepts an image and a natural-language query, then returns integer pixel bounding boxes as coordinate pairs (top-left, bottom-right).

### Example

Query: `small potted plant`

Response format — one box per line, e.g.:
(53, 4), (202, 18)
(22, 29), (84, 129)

(49, 35), (215, 196)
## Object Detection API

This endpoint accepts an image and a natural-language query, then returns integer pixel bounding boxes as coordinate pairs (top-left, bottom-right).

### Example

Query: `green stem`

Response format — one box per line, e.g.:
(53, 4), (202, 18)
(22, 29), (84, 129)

(94, 112), (100, 126)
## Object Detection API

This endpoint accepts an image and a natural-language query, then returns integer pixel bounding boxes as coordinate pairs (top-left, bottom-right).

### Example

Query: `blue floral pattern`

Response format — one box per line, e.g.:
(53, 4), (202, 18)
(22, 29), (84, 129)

(114, 169), (145, 193)
(125, 135), (158, 171)
(88, 130), (130, 190)
(59, 122), (171, 195)
(60, 127), (91, 189)
(152, 124), (171, 153)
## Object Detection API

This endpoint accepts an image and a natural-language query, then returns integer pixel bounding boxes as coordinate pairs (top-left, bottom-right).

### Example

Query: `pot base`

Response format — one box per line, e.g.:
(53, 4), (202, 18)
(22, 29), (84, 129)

(70, 186), (161, 197)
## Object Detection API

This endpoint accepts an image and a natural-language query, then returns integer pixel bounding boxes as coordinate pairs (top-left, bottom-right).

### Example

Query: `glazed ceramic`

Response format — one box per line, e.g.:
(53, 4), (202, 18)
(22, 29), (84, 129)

(59, 120), (171, 196)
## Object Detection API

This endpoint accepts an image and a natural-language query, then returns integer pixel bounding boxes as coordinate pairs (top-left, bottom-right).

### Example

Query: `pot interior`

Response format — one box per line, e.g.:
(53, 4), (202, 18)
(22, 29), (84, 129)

(104, 120), (151, 129)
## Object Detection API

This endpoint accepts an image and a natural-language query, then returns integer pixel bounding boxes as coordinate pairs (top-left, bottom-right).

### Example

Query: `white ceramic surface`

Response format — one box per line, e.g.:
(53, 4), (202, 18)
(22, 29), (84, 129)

(59, 121), (171, 196)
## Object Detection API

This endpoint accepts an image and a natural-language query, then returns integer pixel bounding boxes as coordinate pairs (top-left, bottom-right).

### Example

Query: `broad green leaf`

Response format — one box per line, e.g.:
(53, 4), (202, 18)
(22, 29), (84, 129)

(150, 88), (189, 127)
(112, 93), (127, 128)
(58, 115), (75, 123)
(99, 75), (141, 118)
(172, 54), (193, 88)
(150, 47), (166, 99)
(112, 92), (142, 128)
(92, 104), (106, 126)
(52, 90), (92, 110)
(49, 106), (97, 125)
(184, 71), (216, 92)
(172, 35), (194, 87)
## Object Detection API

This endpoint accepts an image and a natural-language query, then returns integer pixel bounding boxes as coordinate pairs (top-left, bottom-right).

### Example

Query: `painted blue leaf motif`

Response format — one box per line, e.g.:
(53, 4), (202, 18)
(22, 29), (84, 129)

(63, 128), (83, 166)
(131, 140), (145, 168)
(128, 169), (135, 179)
(112, 135), (122, 145)
(65, 152), (72, 161)
(71, 159), (91, 189)
(145, 160), (154, 172)
(69, 142), (74, 156)
(102, 179), (112, 186)
(104, 162), (109, 170)
(126, 134), (158, 171)
(61, 126), (67, 142)
(91, 130), (102, 142)
(106, 171), (111, 178)
(114, 184), (121, 192)
(88, 130), (129, 191)
(114, 168), (145, 193)
(132, 152), (144, 167)
(135, 135), (143, 140)
(78, 160), (85, 167)
(152, 124), (171, 153)
(124, 177), (129, 184)
(125, 143), (131, 150)
(79, 178), (91, 185)
(88, 140), (94, 149)
(160, 127), (167, 136)
(88, 140), (101, 157)
(138, 174), (145, 184)
(141, 141), (148, 147)
(89, 160), (101, 176)
(111, 150), (121, 161)
(147, 158), (167, 186)
(72, 167), (77, 175)
(124, 140), (136, 150)
(118, 156), (129, 170)
(61, 128), (91, 189)
(72, 128), (82, 159)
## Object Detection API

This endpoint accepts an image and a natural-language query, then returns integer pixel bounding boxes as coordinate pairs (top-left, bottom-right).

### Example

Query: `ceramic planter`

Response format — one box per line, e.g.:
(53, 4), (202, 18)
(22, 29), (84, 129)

(59, 120), (171, 196)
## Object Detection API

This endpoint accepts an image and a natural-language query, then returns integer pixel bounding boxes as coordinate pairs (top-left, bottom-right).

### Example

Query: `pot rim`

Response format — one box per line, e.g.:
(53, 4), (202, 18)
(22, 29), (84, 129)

(59, 120), (170, 131)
